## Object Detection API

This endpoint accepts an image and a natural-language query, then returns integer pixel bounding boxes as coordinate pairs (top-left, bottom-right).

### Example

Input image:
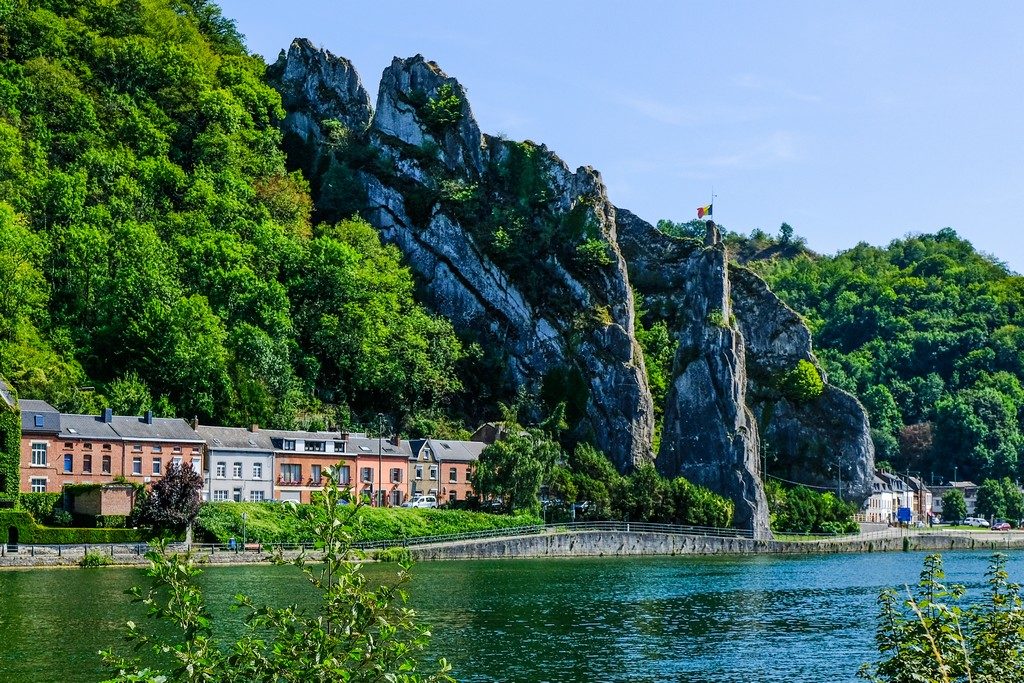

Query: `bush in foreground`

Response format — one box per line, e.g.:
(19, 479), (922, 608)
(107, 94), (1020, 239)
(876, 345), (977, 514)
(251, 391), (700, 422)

(859, 553), (1024, 682)
(102, 476), (453, 682)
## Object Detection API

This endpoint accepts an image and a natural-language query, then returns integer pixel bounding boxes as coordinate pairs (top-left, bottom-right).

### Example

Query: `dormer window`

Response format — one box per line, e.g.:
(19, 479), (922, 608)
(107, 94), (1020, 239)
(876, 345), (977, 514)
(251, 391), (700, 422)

(283, 439), (296, 451)
(34, 415), (44, 427)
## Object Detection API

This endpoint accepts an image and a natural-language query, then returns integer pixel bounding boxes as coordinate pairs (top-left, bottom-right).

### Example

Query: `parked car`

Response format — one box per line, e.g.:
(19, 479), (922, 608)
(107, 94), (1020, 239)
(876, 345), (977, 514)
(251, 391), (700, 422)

(401, 495), (437, 509)
(963, 517), (990, 527)
(991, 521), (1011, 531)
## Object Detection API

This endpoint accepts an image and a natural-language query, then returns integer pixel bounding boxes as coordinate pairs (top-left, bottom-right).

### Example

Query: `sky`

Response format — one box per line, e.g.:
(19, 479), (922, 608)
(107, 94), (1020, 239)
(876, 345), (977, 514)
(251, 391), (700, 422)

(218, 1), (1024, 271)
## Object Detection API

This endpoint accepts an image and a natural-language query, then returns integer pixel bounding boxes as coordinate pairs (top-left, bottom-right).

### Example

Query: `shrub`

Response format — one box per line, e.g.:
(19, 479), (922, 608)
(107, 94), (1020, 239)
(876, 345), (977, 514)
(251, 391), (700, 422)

(375, 546), (413, 563)
(779, 359), (824, 403)
(18, 492), (62, 521)
(859, 553), (1024, 681)
(574, 239), (613, 270)
(706, 309), (727, 328)
(420, 83), (462, 136)
(79, 550), (114, 567)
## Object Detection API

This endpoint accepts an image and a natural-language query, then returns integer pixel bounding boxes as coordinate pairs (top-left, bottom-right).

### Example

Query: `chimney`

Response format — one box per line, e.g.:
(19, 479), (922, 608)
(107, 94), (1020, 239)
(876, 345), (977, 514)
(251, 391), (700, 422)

(391, 435), (401, 447)
(102, 408), (113, 423)
(250, 424), (259, 432)
(144, 410), (154, 425)
(191, 416), (198, 430)
(340, 431), (349, 440)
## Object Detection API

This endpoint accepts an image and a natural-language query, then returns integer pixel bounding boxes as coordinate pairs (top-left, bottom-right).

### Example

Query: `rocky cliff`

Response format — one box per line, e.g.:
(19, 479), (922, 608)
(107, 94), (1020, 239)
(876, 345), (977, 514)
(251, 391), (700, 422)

(268, 39), (873, 531)
(618, 211), (874, 535)
(269, 40), (654, 471)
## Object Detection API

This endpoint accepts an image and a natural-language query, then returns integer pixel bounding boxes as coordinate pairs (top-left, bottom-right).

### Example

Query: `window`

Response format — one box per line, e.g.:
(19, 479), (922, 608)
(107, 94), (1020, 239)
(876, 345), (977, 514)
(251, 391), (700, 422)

(216, 461), (226, 478)
(83, 454), (92, 474)
(253, 463), (263, 480)
(337, 465), (351, 485)
(250, 490), (265, 502)
(63, 442), (72, 450)
(233, 488), (242, 502)
(191, 458), (201, 472)
(361, 467), (373, 483)
(152, 459), (162, 476)
(280, 464), (301, 484)
(311, 465), (322, 485)
(449, 467), (458, 483)
(191, 447), (200, 455)
(430, 466), (438, 480)
(102, 443), (111, 451)
(213, 490), (229, 502)
(172, 446), (182, 454)
(304, 441), (325, 452)
(391, 468), (403, 483)
(31, 442), (47, 466)
(152, 445), (162, 454)
(283, 439), (296, 451)
(232, 462), (243, 478)
(63, 454), (73, 474)
(415, 465), (423, 480)
(132, 457), (142, 475)
(34, 414), (44, 428)
(449, 490), (457, 502)
(30, 478), (46, 492)
(102, 455), (111, 474)
(83, 442), (92, 450)
(334, 441), (345, 452)
(132, 444), (142, 452)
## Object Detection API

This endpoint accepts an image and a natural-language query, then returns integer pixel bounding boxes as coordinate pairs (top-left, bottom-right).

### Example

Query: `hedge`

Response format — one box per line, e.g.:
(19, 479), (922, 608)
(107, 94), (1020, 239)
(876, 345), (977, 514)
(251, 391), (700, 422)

(0, 511), (143, 544)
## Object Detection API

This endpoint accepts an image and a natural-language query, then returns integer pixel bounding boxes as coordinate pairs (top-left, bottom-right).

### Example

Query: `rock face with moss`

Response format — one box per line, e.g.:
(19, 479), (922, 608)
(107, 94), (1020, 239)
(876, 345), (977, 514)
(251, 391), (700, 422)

(618, 212), (873, 536)
(271, 43), (654, 471)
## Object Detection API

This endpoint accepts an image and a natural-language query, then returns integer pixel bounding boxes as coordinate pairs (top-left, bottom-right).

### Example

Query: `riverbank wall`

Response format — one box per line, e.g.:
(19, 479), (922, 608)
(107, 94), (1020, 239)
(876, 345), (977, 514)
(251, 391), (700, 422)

(3, 530), (1024, 568)
(407, 530), (1024, 562)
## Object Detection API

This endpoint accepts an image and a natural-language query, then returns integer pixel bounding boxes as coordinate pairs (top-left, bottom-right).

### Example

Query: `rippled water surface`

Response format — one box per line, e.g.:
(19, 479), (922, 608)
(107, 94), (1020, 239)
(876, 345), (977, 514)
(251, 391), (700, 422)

(1, 550), (1022, 682)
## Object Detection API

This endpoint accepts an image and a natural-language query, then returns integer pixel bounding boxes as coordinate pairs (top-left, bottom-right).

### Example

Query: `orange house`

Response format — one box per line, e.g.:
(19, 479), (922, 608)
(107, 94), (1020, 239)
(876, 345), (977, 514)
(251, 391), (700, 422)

(407, 439), (483, 504)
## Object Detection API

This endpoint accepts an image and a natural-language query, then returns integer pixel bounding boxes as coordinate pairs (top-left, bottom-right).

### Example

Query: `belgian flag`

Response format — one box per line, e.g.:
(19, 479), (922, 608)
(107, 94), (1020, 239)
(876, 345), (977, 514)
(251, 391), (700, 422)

(697, 204), (713, 219)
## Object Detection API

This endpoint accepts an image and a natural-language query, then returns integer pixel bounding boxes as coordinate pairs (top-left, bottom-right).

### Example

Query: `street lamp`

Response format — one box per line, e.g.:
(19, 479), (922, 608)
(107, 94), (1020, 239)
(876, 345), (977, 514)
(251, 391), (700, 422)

(376, 413), (386, 507)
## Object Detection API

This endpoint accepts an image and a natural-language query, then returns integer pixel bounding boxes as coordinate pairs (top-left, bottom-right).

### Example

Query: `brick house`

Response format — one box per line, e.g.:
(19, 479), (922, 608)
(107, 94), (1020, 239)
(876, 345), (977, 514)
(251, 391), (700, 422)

(19, 403), (204, 494)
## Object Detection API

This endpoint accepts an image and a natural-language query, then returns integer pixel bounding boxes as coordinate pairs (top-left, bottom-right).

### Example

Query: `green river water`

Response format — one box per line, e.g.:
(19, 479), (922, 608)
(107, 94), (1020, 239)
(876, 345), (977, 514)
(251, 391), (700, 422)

(1, 550), (1021, 682)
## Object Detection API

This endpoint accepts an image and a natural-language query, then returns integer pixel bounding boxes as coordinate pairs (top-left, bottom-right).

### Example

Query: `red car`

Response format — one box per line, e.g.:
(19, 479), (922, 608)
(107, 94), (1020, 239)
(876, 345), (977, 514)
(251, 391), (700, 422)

(991, 521), (1011, 531)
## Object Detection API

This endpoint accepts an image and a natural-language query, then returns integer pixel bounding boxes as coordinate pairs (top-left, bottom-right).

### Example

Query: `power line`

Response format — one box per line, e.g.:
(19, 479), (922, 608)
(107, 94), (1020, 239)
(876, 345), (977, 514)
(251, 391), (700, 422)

(765, 473), (840, 491)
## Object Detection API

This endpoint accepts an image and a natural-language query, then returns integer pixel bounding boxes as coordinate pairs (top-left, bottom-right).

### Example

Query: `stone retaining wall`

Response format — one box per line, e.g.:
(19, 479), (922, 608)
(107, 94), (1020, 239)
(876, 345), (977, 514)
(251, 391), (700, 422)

(409, 530), (1024, 561)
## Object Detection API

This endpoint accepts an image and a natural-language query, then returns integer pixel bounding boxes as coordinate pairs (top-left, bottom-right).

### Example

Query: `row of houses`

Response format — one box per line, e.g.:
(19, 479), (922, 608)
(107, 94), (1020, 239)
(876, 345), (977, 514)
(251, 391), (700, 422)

(3, 379), (486, 509)
(864, 470), (990, 524)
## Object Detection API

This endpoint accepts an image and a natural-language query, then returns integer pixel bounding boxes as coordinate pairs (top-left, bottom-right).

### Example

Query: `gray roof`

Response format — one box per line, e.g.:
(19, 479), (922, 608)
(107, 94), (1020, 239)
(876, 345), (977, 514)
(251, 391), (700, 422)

(416, 439), (486, 462)
(21, 400), (61, 433)
(0, 377), (15, 410)
(58, 413), (120, 440)
(197, 425), (274, 452)
(348, 435), (412, 457)
(109, 415), (203, 442)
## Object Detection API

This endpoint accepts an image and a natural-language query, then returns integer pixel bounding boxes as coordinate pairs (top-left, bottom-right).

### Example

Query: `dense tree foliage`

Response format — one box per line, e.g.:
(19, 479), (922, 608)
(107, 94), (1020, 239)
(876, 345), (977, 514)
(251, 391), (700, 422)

(860, 553), (1024, 682)
(0, 0), (464, 430)
(764, 479), (858, 534)
(942, 489), (968, 524)
(753, 229), (1024, 483)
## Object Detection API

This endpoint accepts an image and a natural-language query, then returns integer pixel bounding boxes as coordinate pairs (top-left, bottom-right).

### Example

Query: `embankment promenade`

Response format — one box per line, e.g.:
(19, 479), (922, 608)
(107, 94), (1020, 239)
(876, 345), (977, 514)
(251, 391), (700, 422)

(2, 525), (1023, 568)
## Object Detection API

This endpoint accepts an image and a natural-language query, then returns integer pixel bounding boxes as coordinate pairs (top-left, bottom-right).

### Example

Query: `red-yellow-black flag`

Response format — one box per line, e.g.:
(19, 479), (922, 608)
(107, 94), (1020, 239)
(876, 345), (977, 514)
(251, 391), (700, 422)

(697, 204), (713, 219)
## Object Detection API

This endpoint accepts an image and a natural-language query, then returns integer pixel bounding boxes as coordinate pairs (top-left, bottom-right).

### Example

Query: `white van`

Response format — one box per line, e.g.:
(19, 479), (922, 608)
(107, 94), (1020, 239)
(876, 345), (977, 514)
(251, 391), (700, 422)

(401, 495), (437, 509)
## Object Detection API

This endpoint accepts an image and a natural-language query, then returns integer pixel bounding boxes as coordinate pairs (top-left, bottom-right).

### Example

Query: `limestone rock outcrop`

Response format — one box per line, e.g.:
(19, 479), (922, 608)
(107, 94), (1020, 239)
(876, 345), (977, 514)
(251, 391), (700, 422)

(271, 44), (653, 471)
(618, 210), (874, 535)
(269, 40), (874, 531)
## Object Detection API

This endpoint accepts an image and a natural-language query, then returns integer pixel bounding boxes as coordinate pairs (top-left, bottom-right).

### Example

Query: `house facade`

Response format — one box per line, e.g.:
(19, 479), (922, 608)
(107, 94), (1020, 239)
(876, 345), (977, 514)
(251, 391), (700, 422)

(408, 439), (483, 504)
(197, 425), (275, 502)
(19, 403), (204, 494)
(0, 378), (21, 503)
(931, 481), (980, 519)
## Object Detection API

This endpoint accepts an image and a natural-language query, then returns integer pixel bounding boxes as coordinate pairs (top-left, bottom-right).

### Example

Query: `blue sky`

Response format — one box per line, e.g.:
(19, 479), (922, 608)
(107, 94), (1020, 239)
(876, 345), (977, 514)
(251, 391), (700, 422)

(219, 1), (1024, 271)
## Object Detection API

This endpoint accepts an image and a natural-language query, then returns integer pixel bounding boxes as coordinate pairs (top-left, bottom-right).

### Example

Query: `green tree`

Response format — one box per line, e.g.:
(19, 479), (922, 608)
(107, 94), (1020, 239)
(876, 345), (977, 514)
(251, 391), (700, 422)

(1002, 477), (1024, 523)
(103, 474), (454, 682)
(942, 488), (968, 524)
(780, 359), (825, 403)
(976, 478), (1007, 521)
(471, 427), (562, 514)
(859, 553), (1024, 682)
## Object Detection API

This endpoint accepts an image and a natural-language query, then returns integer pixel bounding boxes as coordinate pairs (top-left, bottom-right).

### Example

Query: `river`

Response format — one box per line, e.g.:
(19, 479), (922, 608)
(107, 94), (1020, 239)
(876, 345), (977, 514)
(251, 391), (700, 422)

(1, 550), (1021, 682)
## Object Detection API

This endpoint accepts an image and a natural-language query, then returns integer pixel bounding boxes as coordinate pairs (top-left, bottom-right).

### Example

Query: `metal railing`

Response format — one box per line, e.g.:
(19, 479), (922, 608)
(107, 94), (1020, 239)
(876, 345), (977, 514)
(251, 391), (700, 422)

(0, 521), (755, 558)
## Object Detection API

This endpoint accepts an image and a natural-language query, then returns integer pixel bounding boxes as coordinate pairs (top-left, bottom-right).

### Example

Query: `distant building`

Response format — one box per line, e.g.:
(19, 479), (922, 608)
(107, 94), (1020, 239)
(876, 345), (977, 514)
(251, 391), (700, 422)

(408, 439), (484, 504)
(197, 425), (274, 503)
(931, 481), (979, 519)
